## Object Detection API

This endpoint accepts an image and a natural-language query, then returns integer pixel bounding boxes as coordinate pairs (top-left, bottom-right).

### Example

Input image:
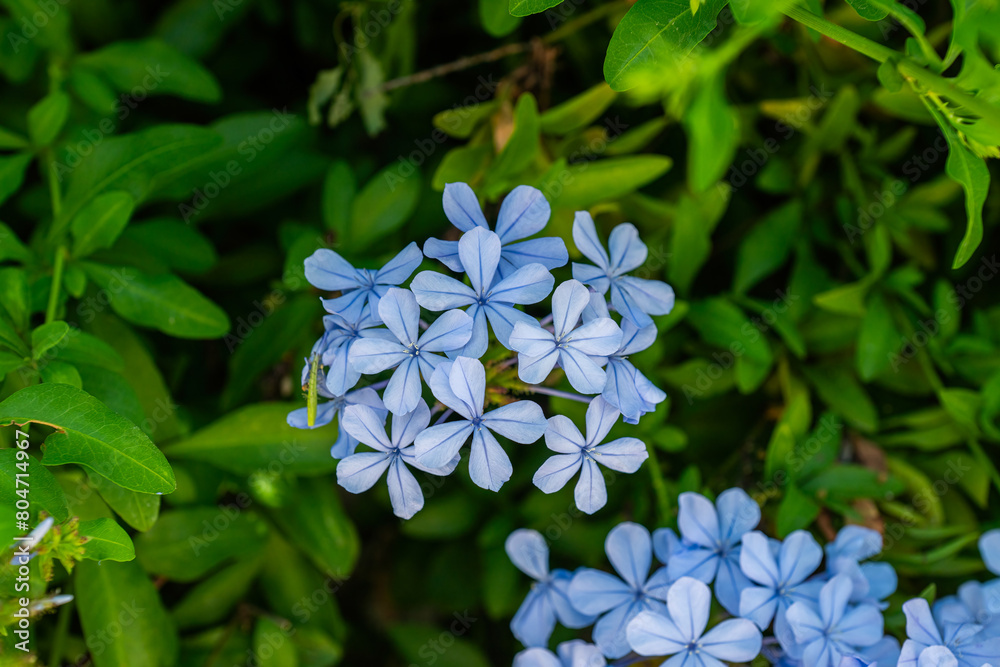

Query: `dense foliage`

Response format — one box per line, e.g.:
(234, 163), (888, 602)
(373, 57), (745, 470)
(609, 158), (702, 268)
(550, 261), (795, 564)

(0, 0), (998, 666)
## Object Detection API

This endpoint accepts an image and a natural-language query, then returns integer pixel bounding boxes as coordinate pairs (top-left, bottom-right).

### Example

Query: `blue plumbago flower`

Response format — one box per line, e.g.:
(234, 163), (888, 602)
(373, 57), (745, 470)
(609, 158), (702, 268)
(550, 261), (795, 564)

(349, 288), (473, 415)
(288, 384), (387, 458)
(506, 529), (597, 648)
(667, 488), (761, 616)
(509, 280), (623, 394)
(424, 183), (568, 280)
(568, 522), (670, 659)
(981, 530), (1000, 575)
(571, 211), (675, 327)
(582, 292), (665, 423)
(627, 576), (763, 667)
(410, 226), (553, 358)
(513, 640), (606, 667)
(898, 597), (1000, 667)
(414, 357), (546, 491)
(935, 530), (1000, 637)
(312, 311), (396, 396)
(305, 242), (423, 323)
(784, 574), (885, 667)
(740, 530), (824, 643)
(336, 400), (458, 519)
(824, 526), (897, 609)
(532, 395), (647, 514)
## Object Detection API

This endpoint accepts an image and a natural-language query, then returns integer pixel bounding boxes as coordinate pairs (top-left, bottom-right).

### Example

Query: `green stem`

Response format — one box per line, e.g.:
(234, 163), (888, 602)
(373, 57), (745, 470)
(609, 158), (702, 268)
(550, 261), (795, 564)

(47, 581), (74, 667)
(885, 7), (940, 67)
(783, 5), (1000, 135)
(646, 446), (672, 525)
(44, 245), (66, 324)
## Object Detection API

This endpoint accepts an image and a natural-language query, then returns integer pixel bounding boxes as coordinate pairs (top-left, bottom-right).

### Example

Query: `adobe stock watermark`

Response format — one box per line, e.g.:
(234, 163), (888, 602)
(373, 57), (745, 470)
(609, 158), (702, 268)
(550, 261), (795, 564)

(6, 0), (71, 54)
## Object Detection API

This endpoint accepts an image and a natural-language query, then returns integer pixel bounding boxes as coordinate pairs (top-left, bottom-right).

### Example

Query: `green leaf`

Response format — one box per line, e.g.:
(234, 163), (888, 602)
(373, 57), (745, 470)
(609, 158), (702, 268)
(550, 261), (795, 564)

(0, 449), (70, 522)
(804, 364), (879, 432)
(765, 423), (796, 482)
(79, 517), (136, 561)
(49, 329), (124, 372)
(845, 0), (889, 20)
(877, 59), (904, 92)
(89, 471), (160, 532)
(856, 291), (897, 381)
(433, 101), (499, 139)
(813, 281), (871, 317)
(545, 155), (672, 209)
(348, 164), (421, 252)
(27, 91), (70, 146)
(0, 125), (29, 149)
(685, 73), (739, 192)
(0, 222), (31, 263)
(481, 0), (522, 36)
(322, 160), (356, 236)
(509, 0), (564, 17)
(76, 38), (222, 103)
(0, 152), (33, 206)
(940, 120), (990, 269)
(172, 556), (263, 630)
(117, 219), (218, 274)
(356, 50), (388, 136)
(539, 84), (618, 135)
(163, 403), (342, 475)
(82, 263), (230, 339)
(389, 624), (489, 667)
(603, 0), (729, 91)
(0, 266), (29, 332)
(776, 484), (821, 538)
(801, 464), (903, 501)
(433, 145), (493, 190)
(135, 507), (269, 581)
(31, 321), (70, 360)
(486, 93), (542, 193)
(0, 384), (176, 493)
(40, 360), (83, 388)
(938, 387), (981, 434)
(733, 200), (802, 293)
(669, 188), (730, 295)
(70, 191), (137, 258)
(686, 298), (774, 393)
(76, 559), (179, 667)
(253, 618), (298, 667)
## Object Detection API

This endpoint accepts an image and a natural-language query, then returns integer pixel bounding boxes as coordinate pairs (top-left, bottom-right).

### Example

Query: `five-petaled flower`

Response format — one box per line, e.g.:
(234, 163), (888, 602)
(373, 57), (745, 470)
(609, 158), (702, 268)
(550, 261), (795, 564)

(897, 597), (1000, 667)
(532, 395), (647, 514)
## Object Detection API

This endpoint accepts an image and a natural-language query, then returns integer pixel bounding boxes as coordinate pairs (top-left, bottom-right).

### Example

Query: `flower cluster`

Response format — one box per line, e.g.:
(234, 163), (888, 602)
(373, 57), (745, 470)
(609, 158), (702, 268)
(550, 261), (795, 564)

(288, 183), (674, 519)
(508, 490), (1000, 667)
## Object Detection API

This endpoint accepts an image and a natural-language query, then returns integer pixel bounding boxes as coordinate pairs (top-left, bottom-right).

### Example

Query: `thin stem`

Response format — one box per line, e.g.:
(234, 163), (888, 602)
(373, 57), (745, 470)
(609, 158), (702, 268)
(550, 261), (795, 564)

(539, 314), (553, 327)
(47, 582), (73, 667)
(886, 7), (940, 67)
(498, 356), (519, 370)
(433, 408), (454, 426)
(524, 385), (592, 403)
(44, 244), (65, 324)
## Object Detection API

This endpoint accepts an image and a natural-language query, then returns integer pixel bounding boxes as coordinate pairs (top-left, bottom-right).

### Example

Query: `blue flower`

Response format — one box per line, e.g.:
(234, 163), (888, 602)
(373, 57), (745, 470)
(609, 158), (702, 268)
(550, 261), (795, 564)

(414, 357), (546, 491)
(824, 526), (897, 609)
(513, 640), (606, 667)
(349, 288), (473, 415)
(286, 374), (388, 458)
(627, 576), (763, 667)
(312, 311), (396, 396)
(425, 183), (568, 280)
(336, 400), (458, 519)
(784, 574), (885, 667)
(568, 522), (670, 659)
(739, 530), (824, 645)
(898, 597), (1000, 667)
(506, 529), (597, 648)
(411, 226), (554, 358)
(668, 488), (760, 615)
(571, 212), (675, 327)
(304, 242), (423, 323)
(532, 396), (647, 514)
(935, 580), (1000, 638)
(981, 530), (1000, 576)
(509, 280), (623, 394)
(582, 292), (665, 423)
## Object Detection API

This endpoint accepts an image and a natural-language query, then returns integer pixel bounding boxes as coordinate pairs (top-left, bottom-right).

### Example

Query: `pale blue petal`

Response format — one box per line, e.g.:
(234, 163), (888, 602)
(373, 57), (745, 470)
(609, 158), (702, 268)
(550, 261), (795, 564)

(583, 291), (611, 321)
(827, 525), (882, 563)
(551, 571), (599, 628)
(485, 303), (540, 349)
(386, 458), (424, 519)
(496, 185), (550, 243)
(399, 446), (460, 476)
(620, 320), (658, 355)
(716, 487), (761, 546)
(375, 242), (423, 285)
(287, 403), (336, 429)
(427, 362), (474, 418)
(819, 574), (854, 629)
(979, 530), (1000, 575)
(608, 223), (648, 273)
(916, 646), (958, 667)
(568, 568), (632, 615)
(700, 618), (762, 662)
(330, 428), (357, 460)
(557, 639), (607, 667)
(533, 453), (583, 493)
(603, 359), (645, 423)
(860, 561), (896, 601)
(572, 458), (605, 514)
(383, 357), (422, 415)
(902, 598), (942, 646)
(320, 288), (370, 323)
(552, 279), (590, 338)
(468, 427), (512, 491)
(668, 576), (711, 642)
(572, 211), (610, 271)
(410, 271), (477, 310)
(627, 609), (687, 656)
(418, 309), (473, 352)
(518, 350), (560, 384)
(489, 263), (554, 305)
(833, 604), (883, 648)
(740, 531), (780, 588)
(341, 404), (392, 452)
(860, 635), (900, 666)
(448, 304), (488, 359)
(443, 182), (488, 231)
(483, 400), (547, 443)
(573, 262), (611, 294)
(324, 343), (362, 396)
(414, 420), (474, 468)
(304, 248), (360, 290)
(592, 438), (647, 473)
(449, 356), (486, 417)
(569, 317), (623, 356)
(615, 276), (676, 317)
(678, 492), (721, 548)
(390, 400), (430, 448)
(741, 585), (779, 629)
(423, 238), (463, 272)
(584, 394), (620, 445)
(505, 529), (550, 580)
(803, 637), (840, 667)
(668, 546), (719, 583)
(501, 237), (569, 273)
(634, 367), (667, 409)
(349, 338), (408, 373)
(378, 288), (420, 345)
(336, 451), (390, 493)
(511, 587), (558, 648)
(509, 321), (556, 357)
(513, 647), (561, 667)
(459, 227), (501, 295)
(558, 346), (608, 394)
(653, 528), (680, 566)
(645, 566), (672, 600)
(544, 415), (586, 453)
(786, 601), (825, 644)
(606, 522), (652, 591)
(593, 598), (653, 659)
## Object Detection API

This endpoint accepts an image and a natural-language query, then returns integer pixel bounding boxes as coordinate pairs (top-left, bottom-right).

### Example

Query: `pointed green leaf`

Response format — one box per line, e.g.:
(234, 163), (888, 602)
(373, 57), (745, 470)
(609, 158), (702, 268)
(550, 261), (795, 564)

(79, 517), (136, 561)
(27, 91), (70, 146)
(509, 0), (564, 17)
(71, 191), (137, 258)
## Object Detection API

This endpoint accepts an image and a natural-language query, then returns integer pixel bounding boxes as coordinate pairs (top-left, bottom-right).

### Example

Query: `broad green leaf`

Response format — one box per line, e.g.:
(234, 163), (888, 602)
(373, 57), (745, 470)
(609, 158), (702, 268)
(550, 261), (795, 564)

(730, 0), (790, 24)
(172, 556), (263, 630)
(253, 618), (298, 667)
(259, 535), (347, 636)
(76, 38), (221, 103)
(135, 507), (269, 581)
(765, 423), (796, 482)
(71, 191), (137, 258)
(0, 351), (24, 381)
(0, 152), (32, 206)
(669, 188), (729, 295)
(481, 0), (522, 36)
(685, 73), (739, 192)
(509, 0), (564, 17)
(604, 0), (729, 91)
(733, 200), (802, 293)
(322, 160), (356, 236)
(0, 314), (28, 357)
(801, 464), (903, 501)
(76, 559), (179, 667)
(163, 403), (342, 475)
(348, 165), (421, 252)
(389, 624), (489, 667)
(813, 281), (872, 317)
(938, 387), (981, 434)
(117, 219), (218, 274)
(804, 364), (879, 432)
(433, 101), (499, 139)
(82, 263), (230, 339)
(50, 329), (124, 372)
(539, 84), (618, 135)
(845, 0), (889, 20)
(0, 384), (175, 493)
(486, 93), (541, 193)
(0, 125), (29, 149)
(686, 298), (773, 393)
(68, 64), (119, 114)
(546, 155), (672, 209)
(356, 50), (388, 136)
(433, 145), (493, 190)
(0, 222), (31, 263)
(940, 119), (989, 268)
(606, 117), (670, 155)
(0, 449), (69, 521)
(79, 517), (136, 561)
(31, 321), (70, 360)
(27, 91), (70, 146)
(775, 484), (820, 538)
(89, 471), (160, 532)
(39, 360), (83, 388)
(856, 291), (897, 381)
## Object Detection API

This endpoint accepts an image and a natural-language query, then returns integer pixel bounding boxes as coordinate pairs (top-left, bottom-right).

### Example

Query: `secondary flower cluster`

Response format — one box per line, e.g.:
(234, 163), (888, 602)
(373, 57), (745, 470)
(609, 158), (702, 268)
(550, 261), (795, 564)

(507, 490), (1000, 667)
(288, 183), (674, 519)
